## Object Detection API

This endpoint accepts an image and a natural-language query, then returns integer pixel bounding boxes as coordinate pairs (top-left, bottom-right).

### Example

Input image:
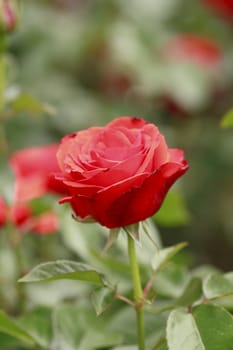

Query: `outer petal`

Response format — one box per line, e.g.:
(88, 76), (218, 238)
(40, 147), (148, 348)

(169, 148), (185, 163)
(68, 172), (149, 221)
(94, 160), (189, 228)
(107, 116), (148, 129)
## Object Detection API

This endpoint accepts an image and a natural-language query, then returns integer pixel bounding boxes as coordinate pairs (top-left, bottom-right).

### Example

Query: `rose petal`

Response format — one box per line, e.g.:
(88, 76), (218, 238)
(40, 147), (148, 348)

(107, 116), (148, 129)
(68, 172), (149, 221)
(169, 148), (185, 163)
(95, 161), (189, 228)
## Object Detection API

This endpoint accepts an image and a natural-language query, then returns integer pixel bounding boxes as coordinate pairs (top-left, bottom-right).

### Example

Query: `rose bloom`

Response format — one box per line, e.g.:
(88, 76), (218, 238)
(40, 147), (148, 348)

(203, 0), (233, 20)
(56, 117), (188, 229)
(10, 144), (67, 202)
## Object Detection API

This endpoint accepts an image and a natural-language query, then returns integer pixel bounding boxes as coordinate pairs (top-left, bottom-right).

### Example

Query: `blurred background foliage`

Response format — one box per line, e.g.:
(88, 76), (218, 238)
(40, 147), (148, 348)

(0, 0), (233, 345)
(2, 0), (231, 266)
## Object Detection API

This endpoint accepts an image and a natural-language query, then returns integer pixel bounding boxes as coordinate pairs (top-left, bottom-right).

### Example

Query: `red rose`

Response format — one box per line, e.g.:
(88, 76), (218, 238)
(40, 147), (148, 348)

(203, 0), (233, 20)
(0, 197), (7, 228)
(10, 144), (67, 202)
(56, 117), (188, 228)
(163, 34), (222, 68)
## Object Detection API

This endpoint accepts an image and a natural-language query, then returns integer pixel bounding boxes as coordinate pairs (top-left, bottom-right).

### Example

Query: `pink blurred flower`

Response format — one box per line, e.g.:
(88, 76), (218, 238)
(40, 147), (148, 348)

(10, 144), (67, 202)
(0, 0), (17, 32)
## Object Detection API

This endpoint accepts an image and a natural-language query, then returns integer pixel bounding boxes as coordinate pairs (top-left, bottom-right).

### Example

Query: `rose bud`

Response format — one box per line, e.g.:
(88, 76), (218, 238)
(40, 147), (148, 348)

(10, 144), (67, 202)
(56, 116), (188, 229)
(0, 0), (17, 32)
(203, 0), (233, 21)
(0, 196), (7, 227)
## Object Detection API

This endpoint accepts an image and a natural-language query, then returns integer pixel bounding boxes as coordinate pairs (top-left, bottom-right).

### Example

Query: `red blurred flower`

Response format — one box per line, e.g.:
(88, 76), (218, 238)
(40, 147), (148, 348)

(161, 34), (224, 116)
(163, 34), (223, 69)
(56, 116), (188, 229)
(203, 0), (233, 20)
(30, 211), (59, 234)
(9, 203), (31, 228)
(0, 196), (7, 228)
(10, 144), (67, 202)
(4, 202), (59, 234)
(100, 70), (132, 98)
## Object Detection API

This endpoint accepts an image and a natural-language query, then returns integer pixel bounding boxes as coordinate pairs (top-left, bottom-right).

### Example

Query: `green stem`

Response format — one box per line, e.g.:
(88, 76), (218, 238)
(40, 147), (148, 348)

(127, 233), (145, 350)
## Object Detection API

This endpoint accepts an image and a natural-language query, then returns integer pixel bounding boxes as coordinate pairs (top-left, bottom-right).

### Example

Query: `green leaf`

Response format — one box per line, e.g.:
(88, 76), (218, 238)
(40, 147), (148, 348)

(154, 264), (188, 298)
(109, 306), (166, 347)
(9, 93), (56, 116)
(78, 330), (122, 350)
(203, 272), (233, 300)
(0, 332), (24, 349)
(154, 191), (191, 227)
(112, 345), (138, 350)
(221, 108), (233, 128)
(91, 287), (115, 316)
(151, 242), (187, 273)
(152, 339), (168, 350)
(167, 305), (233, 350)
(177, 277), (202, 306)
(155, 343), (168, 350)
(0, 310), (34, 345)
(17, 307), (52, 348)
(19, 260), (110, 287)
(111, 347), (137, 350)
(167, 308), (205, 350)
(91, 250), (131, 277)
(193, 304), (233, 350)
(52, 303), (122, 350)
(52, 304), (87, 350)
